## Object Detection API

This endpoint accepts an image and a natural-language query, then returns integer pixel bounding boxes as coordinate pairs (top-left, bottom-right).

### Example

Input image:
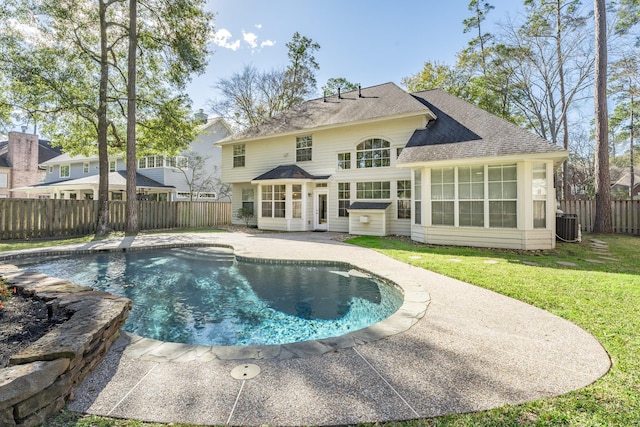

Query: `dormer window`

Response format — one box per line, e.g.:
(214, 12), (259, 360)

(356, 138), (390, 168)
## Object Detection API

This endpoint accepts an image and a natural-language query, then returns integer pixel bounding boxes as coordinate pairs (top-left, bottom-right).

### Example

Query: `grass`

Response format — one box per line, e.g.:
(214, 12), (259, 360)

(21, 233), (640, 426)
(347, 233), (640, 427)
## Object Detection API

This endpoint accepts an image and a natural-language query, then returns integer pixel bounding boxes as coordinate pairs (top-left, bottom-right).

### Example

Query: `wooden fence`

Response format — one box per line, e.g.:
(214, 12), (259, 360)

(558, 200), (640, 235)
(0, 199), (232, 240)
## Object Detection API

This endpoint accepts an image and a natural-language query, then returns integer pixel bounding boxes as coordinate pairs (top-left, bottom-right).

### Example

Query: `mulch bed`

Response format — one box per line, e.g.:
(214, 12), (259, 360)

(0, 292), (65, 368)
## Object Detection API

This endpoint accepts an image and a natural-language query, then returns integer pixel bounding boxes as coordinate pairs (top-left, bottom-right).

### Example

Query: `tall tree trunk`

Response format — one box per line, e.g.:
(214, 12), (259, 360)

(96, 0), (110, 236)
(630, 100), (635, 199)
(125, 0), (139, 234)
(557, 0), (571, 200)
(593, 0), (612, 233)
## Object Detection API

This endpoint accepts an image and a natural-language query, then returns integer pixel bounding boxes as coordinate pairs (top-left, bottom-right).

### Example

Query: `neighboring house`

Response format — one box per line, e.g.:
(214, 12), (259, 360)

(14, 117), (231, 201)
(217, 82), (568, 250)
(611, 171), (640, 199)
(0, 132), (62, 198)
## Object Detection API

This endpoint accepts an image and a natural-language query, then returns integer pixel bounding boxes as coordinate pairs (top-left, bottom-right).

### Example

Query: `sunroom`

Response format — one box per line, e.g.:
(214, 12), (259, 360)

(251, 165), (330, 232)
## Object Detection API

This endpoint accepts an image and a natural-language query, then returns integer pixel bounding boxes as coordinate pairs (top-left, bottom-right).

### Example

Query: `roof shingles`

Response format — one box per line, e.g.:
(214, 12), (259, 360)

(398, 89), (567, 164)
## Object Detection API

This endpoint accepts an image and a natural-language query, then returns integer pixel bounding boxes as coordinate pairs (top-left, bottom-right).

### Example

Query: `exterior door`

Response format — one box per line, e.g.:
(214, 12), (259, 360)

(314, 189), (328, 231)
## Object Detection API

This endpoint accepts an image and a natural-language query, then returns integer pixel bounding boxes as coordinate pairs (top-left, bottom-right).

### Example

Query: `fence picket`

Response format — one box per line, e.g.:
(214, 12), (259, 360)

(0, 199), (231, 240)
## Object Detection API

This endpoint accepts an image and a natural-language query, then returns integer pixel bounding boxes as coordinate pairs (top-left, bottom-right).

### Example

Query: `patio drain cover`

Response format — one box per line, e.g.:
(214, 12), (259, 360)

(231, 364), (261, 380)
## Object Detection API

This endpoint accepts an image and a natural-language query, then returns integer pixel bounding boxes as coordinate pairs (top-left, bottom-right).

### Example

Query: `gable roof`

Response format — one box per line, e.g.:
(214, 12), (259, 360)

(253, 164), (329, 181)
(218, 82), (434, 144)
(398, 89), (567, 165)
(16, 171), (173, 191)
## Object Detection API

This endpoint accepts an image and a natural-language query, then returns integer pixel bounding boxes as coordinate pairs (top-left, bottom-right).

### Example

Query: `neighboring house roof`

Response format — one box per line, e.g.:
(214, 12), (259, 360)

(200, 116), (233, 135)
(0, 155), (9, 168)
(398, 89), (567, 164)
(37, 140), (63, 163)
(348, 202), (392, 210)
(14, 171), (173, 191)
(218, 82), (435, 144)
(253, 164), (330, 181)
(612, 172), (640, 189)
(41, 152), (100, 166)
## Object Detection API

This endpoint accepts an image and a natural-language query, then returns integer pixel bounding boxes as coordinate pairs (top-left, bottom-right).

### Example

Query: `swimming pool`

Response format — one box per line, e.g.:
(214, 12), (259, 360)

(17, 246), (403, 346)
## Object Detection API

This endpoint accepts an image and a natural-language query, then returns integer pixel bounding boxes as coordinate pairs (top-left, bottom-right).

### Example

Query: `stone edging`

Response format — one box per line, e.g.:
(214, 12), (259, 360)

(0, 265), (131, 427)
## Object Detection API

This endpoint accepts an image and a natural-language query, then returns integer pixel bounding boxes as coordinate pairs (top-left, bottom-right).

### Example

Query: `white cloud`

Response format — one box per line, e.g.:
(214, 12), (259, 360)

(261, 40), (276, 48)
(243, 31), (258, 49)
(255, 24), (262, 29)
(211, 28), (240, 51)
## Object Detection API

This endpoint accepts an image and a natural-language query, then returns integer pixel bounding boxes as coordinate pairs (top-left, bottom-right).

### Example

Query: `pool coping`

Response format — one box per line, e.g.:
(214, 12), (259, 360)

(1, 241), (430, 362)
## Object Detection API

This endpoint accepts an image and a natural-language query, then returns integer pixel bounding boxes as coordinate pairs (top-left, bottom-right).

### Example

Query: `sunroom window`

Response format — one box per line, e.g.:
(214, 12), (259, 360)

(488, 164), (517, 228)
(431, 168), (455, 226)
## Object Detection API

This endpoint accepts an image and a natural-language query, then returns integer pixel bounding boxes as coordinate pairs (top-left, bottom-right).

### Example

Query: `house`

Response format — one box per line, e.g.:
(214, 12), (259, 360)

(14, 117), (231, 201)
(0, 132), (63, 198)
(217, 82), (568, 250)
(611, 169), (640, 200)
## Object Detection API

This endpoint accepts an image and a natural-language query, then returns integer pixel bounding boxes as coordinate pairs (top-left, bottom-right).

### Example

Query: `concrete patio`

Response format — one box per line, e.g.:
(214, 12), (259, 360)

(7, 231), (611, 426)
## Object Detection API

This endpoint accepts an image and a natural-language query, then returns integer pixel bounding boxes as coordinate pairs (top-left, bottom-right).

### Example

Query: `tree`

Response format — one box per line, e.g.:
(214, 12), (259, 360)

(322, 77), (359, 96)
(283, 32), (320, 107)
(211, 32), (320, 130)
(173, 151), (216, 201)
(1, 0), (212, 234)
(609, 55), (640, 199)
(499, 0), (593, 199)
(593, 0), (612, 232)
(402, 61), (466, 94)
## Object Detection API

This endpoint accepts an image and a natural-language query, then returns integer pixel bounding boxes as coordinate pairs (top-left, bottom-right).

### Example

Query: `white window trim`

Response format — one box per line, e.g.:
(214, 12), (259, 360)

(59, 164), (70, 178)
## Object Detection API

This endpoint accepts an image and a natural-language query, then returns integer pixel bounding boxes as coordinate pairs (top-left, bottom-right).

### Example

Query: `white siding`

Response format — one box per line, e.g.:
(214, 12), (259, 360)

(220, 116), (422, 235)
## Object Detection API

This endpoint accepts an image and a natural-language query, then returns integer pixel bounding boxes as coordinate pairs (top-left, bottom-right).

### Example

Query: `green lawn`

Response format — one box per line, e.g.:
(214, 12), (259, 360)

(348, 234), (640, 427)
(26, 233), (640, 426)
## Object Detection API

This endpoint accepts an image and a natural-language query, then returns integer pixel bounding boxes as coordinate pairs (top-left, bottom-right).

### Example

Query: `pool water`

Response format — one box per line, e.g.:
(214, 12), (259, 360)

(18, 247), (403, 346)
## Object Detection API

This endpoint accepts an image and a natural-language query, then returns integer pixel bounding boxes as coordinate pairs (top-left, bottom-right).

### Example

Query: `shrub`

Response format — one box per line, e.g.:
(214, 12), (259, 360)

(236, 207), (254, 227)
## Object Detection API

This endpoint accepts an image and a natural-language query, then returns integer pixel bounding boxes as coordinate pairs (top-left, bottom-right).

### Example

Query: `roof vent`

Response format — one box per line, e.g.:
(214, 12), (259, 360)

(358, 84), (362, 98)
(338, 87), (342, 99)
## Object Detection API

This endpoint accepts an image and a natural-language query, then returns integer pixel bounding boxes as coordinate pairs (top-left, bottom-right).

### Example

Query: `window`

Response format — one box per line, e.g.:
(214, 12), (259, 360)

(109, 160), (117, 172)
(488, 164), (517, 228)
(337, 152), (351, 170)
(356, 181), (390, 199)
(261, 185), (285, 218)
(397, 180), (411, 219)
(338, 183), (350, 217)
(138, 158), (147, 169)
(292, 185), (302, 218)
(83, 162), (90, 174)
(396, 147), (403, 158)
(533, 163), (547, 228)
(242, 188), (255, 213)
(233, 144), (245, 168)
(414, 170), (422, 225)
(48, 165), (53, 173)
(296, 135), (312, 162)
(60, 164), (70, 178)
(458, 166), (485, 227)
(431, 168), (455, 226)
(356, 138), (390, 168)
(0, 173), (7, 188)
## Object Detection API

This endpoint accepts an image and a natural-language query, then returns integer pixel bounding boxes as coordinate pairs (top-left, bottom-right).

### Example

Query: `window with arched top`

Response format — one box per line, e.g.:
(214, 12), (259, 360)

(356, 138), (390, 168)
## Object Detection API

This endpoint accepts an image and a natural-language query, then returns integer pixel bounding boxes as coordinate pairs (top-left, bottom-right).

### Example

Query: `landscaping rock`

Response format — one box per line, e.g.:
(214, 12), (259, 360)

(0, 359), (69, 410)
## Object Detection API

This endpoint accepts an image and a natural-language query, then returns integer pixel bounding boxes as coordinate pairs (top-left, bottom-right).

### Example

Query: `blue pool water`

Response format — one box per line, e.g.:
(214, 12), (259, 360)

(17, 247), (403, 346)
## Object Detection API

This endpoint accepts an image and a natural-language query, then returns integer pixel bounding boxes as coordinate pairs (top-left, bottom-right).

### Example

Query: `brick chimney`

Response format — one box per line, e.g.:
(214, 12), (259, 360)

(7, 131), (40, 198)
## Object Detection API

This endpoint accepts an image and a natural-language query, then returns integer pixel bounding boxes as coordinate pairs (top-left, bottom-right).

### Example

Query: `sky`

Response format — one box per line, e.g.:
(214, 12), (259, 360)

(188, 0), (526, 115)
